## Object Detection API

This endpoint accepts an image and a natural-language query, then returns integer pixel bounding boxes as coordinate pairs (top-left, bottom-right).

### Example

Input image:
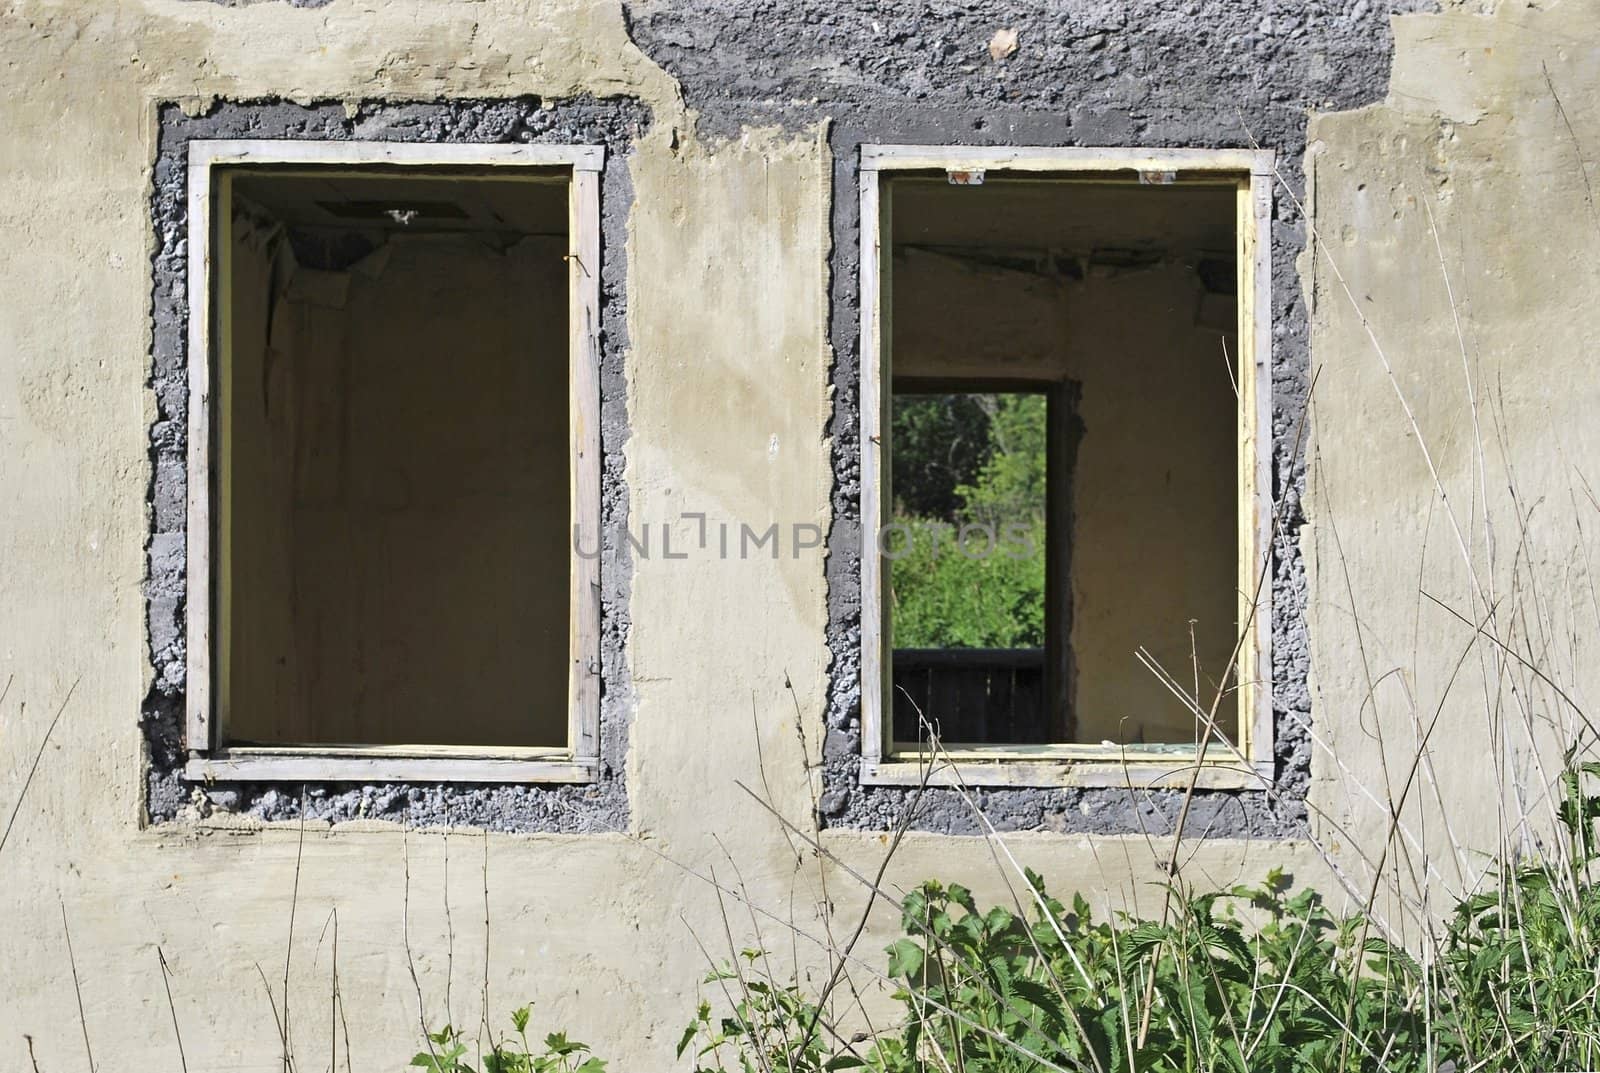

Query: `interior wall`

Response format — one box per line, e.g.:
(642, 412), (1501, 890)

(224, 222), (571, 748)
(893, 245), (1238, 744)
(221, 213), (296, 739)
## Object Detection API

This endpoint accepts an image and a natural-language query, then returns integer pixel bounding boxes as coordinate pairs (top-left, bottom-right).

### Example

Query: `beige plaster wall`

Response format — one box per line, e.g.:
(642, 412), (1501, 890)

(893, 251), (1239, 744)
(1303, 0), (1600, 930)
(0, 0), (1592, 1067)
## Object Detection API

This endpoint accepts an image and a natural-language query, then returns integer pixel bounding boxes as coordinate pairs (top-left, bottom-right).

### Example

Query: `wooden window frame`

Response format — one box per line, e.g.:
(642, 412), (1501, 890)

(181, 139), (605, 784)
(858, 144), (1275, 790)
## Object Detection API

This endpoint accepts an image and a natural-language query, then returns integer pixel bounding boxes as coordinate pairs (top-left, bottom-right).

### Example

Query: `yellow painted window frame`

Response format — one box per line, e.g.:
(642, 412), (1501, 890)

(857, 144), (1275, 791)
(181, 139), (604, 784)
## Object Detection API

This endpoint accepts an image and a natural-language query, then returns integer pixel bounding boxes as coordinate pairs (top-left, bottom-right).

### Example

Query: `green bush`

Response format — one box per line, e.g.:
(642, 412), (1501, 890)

(877, 871), (1427, 1073)
(681, 872), (1427, 1073)
(1427, 758), (1600, 1070)
(889, 391), (1048, 650)
(677, 950), (840, 1073)
(887, 522), (1045, 649)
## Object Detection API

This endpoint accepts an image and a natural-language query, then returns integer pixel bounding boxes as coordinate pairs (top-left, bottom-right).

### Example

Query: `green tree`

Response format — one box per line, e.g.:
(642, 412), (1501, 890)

(890, 394), (993, 519)
(957, 393), (1047, 531)
(889, 392), (1047, 649)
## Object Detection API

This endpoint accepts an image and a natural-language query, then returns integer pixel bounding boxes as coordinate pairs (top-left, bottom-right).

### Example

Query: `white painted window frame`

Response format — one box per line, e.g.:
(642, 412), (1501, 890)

(182, 139), (605, 784)
(857, 144), (1275, 791)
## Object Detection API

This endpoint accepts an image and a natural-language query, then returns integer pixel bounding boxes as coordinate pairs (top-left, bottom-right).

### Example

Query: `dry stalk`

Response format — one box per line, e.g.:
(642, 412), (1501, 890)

(59, 896), (95, 1073)
(157, 947), (190, 1073)
(0, 678), (77, 861)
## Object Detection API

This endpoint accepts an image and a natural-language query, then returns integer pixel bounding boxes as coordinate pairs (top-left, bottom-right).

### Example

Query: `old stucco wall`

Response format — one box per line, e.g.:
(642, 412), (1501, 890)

(1, 0), (1594, 1067)
(1304, 0), (1600, 931)
(624, 0), (1434, 835)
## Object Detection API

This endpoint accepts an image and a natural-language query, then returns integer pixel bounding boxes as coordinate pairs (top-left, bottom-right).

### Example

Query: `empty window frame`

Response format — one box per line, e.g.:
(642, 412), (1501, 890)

(859, 145), (1273, 788)
(183, 140), (603, 783)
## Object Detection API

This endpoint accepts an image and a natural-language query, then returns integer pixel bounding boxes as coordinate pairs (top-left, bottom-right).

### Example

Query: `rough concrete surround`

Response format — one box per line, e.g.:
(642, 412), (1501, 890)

(2, 1), (1598, 1069)
(146, 98), (646, 830)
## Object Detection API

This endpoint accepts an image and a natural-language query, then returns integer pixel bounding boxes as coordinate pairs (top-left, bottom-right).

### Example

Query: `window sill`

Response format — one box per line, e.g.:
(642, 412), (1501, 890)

(185, 746), (597, 784)
(861, 755), (1270, 790)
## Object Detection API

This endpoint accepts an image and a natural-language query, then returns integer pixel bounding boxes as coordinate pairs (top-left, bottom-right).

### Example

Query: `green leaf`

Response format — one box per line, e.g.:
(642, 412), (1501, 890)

(886, 938), (925, 979)
(1009, 977), (1070, 1037)
(676, 1021), (699, 1059)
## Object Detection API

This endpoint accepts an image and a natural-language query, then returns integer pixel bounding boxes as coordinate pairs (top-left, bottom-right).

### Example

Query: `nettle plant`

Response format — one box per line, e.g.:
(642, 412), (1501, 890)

(1430, 758), (1600, 1070)
(677, 950), (843, 1073)
(874, 871), (1426, 1073)
(665, 764), (1600, 1072)
(412, 1006), (605, 1073)
(669, 871), (1427, 1073)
